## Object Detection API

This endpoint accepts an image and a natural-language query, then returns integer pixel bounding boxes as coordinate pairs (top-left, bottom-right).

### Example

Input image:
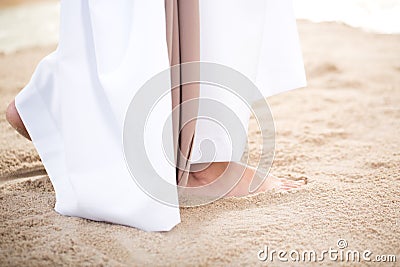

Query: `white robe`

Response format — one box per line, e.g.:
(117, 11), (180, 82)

(15, 0), (306, 231)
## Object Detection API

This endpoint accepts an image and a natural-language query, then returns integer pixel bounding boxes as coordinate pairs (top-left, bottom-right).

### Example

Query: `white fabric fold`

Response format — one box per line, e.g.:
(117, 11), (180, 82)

(16, 0), (180, 231)
(192, 0), (306, 164)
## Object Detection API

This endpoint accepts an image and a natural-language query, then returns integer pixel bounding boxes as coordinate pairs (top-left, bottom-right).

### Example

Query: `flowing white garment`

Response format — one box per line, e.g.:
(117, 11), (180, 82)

(15, 0), (306, 231)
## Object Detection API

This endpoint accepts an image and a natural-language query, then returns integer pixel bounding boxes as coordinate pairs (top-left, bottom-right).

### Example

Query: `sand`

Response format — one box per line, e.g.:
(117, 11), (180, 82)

(0, 0), (54, 9)
(0, 20), (399, 266)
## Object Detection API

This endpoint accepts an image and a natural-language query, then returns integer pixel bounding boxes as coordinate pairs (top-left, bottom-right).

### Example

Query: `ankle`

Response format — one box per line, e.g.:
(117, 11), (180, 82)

(189, 162), (229, 184)
(189, 169), (210, 182)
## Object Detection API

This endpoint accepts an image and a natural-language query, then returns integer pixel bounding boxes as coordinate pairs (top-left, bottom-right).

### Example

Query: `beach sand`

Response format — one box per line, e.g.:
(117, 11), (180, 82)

(0, 0), (54, 8)
(1, 21), (399, 266)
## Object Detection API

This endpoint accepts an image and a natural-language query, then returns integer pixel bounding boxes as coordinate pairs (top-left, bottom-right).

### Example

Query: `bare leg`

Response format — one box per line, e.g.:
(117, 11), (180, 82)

(6, 100), (30, 140)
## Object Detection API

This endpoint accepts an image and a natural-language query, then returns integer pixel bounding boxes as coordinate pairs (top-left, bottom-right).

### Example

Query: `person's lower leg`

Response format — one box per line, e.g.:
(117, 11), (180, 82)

(6, 100), (30, 140)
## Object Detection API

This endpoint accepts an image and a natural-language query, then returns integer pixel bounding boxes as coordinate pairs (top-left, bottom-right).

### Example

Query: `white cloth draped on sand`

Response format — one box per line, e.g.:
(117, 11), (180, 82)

(15, 0), (306, 231)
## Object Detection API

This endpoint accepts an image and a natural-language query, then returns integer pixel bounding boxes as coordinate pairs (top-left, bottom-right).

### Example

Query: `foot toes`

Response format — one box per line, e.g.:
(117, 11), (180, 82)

(279, 176), (308, 190)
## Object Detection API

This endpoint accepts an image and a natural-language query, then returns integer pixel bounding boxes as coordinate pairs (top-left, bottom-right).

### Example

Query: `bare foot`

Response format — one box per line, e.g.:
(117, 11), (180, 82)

(6, 100), (31, 140)
(187, 162), (307, 197)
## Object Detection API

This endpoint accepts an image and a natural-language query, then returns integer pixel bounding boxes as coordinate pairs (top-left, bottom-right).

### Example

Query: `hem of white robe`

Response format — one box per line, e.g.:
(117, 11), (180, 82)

(15, 82), (181, 232)
(190, 80), (307, 164)
(15, 82), (78, 215)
